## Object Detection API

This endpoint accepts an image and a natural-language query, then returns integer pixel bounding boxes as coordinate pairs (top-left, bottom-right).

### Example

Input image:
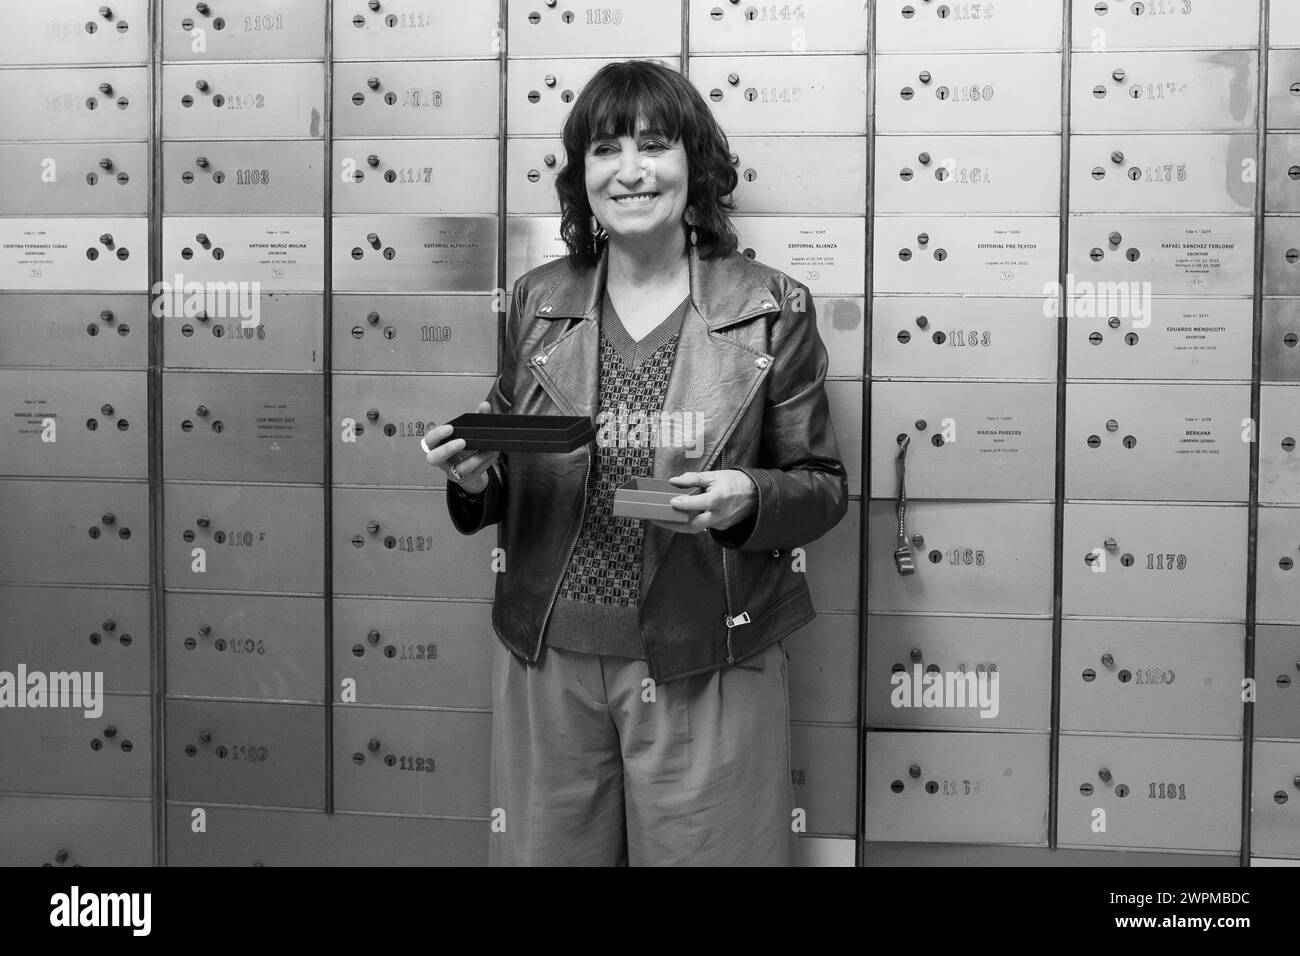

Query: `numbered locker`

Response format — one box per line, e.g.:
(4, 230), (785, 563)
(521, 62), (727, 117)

(0, 2), (149, 66)
(161, 0), (326, 61)
(1261, 386), (1300, 503)
(864, 730), (1050, 845)
(0, 218), (148, 292)
(729, 136), (869, 215)
(333, 374), (493, 487)
(872, 297), (1056, 380)
(1057, 735), (1241, 853)
(1067, 297), (1252, 382)
(332, 488), (495, 599)
(508, 0), (678, 56)
(1071, 0), (1259, 50)
(162, 372), (323, 483)
(873, 135), (1060, 215)
(1268, 52), (1300, 131)
(1263, 298), (1300, 383)
(1257, 506), (1300, 622)
(1060, 620), (1244, 736)
(0, 67), (149, 141)
(0, 144), (148, 216)
(166, 805), (486, 865)
(332, 216), (497, 293)
(1069, 134), (1255, 214)
(505, 215), (566, 285)
(507, 58), (681, 137)
(162, 217), (325, 292)
(690, 55), (867, 135)
(162, 141), (323, 215)
(163, 294), (324, 372)
(162, 483), (325, 594)
(875, 54), (1061, 133)
(865, 615), (1051, 732)
(0, 294), (147, 369)
(1266, 135), (1300, 214)
(1064, 383), (1251, 502)
(870, 382), (1056, 500)
(732, 216), (865, 295)
(162, 63), (323, 140)
(1, 370), (147, 479)
(0, 478), (148, 586)
(0, 795), (151, 867)
(803, 500), (860, 614)
(1062, 503), (1247, 620)
(0, 585), (149, 695)
(333, 707), (490, 816)
(165, 699), (325, 809)
(333, 0), (500, 60)
(867, 501), (1055, 616)
(1255, 625), (1300, 740)
(818, 297), (865, 379)
(790, 724), (857, 837)
(165, 593), (325, 703)
(1251, 741), (1300, 858)
(332, 295), (497, 374)
(0, 694), (150, 797)
(785, 613), (858, 725)
(689, 0), (869, 53)
(334, 139), (497, 215)
(505, 137), (566, 214)
(333, 598), (492, 709)
(873, 216), (1059, 296)
(1072, 52), (1258, 133)
(1069, 216), (1255, 296)
(332, 61), (498, 138)
(878, 0), (1061, 52)
(1262, 216), (1300, 295)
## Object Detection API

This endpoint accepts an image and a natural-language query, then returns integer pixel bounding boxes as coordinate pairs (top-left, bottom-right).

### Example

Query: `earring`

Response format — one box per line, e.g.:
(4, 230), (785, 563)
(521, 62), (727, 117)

(590, 215), (604, 239)
(685, 208), (698, 248)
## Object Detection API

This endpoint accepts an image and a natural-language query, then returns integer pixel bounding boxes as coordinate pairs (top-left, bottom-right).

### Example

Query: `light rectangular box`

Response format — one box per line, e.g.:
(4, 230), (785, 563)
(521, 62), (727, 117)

(0, 217), (148, 292)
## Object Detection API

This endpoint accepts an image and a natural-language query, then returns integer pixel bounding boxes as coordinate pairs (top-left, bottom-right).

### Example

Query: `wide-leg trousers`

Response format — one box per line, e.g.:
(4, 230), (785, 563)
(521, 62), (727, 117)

(488, 638), (800, 866)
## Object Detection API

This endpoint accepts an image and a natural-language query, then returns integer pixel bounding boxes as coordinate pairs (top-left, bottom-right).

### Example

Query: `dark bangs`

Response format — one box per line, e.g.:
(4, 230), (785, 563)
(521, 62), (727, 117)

(555, 60), (739, 267)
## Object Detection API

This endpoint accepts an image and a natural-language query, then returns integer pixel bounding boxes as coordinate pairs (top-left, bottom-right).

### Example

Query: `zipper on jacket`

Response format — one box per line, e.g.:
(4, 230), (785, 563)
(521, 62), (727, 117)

(719, 447), (749, 663)
(528, 349), (592, 662)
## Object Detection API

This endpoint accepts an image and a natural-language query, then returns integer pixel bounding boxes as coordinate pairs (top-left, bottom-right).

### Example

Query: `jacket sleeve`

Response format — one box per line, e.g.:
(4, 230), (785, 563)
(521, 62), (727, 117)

(445, 281), (522, 535)
(709, 282), (849, 552)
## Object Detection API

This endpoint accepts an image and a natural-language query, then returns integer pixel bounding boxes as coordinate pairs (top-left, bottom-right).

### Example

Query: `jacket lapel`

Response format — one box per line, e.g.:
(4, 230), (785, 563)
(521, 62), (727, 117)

(529, 244), (778, 603)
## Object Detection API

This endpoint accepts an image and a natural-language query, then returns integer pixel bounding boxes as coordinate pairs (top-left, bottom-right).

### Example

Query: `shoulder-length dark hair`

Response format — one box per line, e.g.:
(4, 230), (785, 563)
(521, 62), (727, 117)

(556, 59), (739, 266)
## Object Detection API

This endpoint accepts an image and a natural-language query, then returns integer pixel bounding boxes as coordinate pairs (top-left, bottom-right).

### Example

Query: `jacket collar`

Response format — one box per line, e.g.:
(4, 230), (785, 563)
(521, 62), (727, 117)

(533, 242), (779, 330)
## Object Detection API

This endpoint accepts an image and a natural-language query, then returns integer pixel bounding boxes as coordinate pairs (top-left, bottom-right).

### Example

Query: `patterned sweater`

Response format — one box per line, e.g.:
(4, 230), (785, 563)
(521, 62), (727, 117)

(543, 289), (690, 659)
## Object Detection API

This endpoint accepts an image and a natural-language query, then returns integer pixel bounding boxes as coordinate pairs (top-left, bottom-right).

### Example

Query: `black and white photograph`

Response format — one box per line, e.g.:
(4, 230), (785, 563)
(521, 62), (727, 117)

(0, 0), (1289, 933)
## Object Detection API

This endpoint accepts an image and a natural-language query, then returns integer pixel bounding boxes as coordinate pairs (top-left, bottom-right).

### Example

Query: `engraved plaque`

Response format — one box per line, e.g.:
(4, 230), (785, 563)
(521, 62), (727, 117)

(874, 216), (1059, 295)
(733, 216), (866, 295)
(1068, 215), (1255, 296)
(332, 216), (497, 293)
(1068, 297), (1252, 381)
(1, 370), (147, 478)
(162, 216), (325, 291)
(0, 217), (148, 291)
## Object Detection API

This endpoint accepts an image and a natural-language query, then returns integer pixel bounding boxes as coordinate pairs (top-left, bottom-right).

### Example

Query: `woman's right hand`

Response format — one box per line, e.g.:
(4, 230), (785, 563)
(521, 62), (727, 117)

(423, 401), (501, 495)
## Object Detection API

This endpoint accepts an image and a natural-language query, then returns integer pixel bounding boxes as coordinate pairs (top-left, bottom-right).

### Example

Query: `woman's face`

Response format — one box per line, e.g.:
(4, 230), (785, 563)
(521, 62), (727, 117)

(584, 119), (689, 250)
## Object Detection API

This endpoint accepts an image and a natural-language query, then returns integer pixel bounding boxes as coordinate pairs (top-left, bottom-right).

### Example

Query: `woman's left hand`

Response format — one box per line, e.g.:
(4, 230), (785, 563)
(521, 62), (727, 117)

(648, 470), (758, 534)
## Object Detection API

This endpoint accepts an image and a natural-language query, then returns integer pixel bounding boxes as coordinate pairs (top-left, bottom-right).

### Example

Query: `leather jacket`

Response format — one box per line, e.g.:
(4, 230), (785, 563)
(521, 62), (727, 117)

(446, 243), (849, 682)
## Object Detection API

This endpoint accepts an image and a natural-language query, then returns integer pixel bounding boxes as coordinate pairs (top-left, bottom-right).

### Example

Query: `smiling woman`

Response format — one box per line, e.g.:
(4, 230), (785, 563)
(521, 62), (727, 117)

(427, 59), (848, 868)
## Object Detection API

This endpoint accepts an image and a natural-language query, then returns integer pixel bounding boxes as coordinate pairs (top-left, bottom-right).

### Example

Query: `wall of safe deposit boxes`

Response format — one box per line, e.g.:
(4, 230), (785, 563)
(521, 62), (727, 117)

(1, 0), (1299, 867)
